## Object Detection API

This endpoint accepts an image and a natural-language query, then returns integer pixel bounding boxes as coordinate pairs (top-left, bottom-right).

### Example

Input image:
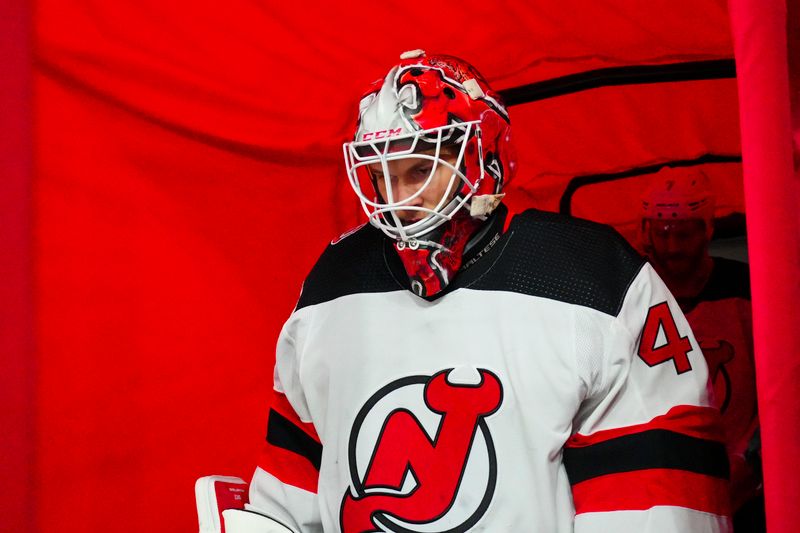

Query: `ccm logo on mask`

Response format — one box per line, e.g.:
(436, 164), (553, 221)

(362, 128), (403, 141)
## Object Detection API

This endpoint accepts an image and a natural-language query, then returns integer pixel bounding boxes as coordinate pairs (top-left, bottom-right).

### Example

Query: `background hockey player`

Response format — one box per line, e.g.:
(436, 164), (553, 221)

(641, 169), (762, 532)
(228, 51), (732, 532)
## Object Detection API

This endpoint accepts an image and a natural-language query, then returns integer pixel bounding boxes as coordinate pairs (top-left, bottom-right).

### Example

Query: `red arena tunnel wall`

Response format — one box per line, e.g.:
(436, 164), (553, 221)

(0, 0), (796, 532)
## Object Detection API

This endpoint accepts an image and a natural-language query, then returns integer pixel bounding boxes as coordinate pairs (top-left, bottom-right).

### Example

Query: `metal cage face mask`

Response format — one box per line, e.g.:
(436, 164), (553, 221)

(343, 121), (484, 243)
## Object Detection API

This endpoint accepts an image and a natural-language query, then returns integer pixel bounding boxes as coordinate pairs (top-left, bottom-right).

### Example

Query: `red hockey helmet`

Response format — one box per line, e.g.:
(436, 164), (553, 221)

(640, 166), (716, 250)
(642, 167), (715, 222)
(343, 50), (516, 243)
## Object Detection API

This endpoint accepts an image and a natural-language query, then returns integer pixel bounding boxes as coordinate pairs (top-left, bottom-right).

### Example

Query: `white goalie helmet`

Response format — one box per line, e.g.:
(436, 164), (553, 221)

(343, 50), (515, 244)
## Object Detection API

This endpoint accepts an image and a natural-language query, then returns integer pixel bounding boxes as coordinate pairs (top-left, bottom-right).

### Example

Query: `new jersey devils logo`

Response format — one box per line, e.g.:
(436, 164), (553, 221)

(699, 338), (736, 413)
(340, 368), (503, 533)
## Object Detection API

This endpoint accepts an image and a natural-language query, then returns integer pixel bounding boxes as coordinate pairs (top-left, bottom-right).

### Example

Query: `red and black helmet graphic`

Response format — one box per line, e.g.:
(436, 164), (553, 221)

(352, 52), (515, 196)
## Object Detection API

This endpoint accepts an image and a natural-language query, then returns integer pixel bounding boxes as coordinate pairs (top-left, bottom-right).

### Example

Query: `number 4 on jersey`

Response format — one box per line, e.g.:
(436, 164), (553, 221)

(638, 302), (693, 374)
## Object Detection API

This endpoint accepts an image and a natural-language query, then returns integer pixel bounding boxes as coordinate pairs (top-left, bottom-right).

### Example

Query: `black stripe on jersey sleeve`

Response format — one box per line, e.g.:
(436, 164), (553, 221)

(563, 429), (729, 485)
(266, 409), (322, 471)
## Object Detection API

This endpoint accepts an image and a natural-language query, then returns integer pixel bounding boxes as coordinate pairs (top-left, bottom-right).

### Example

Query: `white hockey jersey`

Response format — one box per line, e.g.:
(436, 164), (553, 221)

(248, 208), (731, 532)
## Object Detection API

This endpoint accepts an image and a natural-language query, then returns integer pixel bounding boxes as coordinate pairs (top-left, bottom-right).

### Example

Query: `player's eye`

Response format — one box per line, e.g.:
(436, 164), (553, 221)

(412, 165), (433, 177)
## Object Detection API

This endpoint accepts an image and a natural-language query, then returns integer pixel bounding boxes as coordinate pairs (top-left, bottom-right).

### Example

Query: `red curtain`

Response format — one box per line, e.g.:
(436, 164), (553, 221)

(0, 1), (782, 532)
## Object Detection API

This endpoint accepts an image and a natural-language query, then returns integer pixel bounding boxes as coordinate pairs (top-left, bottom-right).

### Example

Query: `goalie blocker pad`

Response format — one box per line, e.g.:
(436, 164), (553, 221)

(196, 475), (294, 533)
(195, 475), (248, 533)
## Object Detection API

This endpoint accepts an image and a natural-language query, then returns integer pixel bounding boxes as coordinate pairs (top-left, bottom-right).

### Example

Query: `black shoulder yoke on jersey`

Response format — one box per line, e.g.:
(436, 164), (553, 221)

(296, 223), (407, 310)
(296, 209), (645, 317)
(456, 209), (645, 317)
(701, 257), (751, 301)
(677, 256), (751, 313)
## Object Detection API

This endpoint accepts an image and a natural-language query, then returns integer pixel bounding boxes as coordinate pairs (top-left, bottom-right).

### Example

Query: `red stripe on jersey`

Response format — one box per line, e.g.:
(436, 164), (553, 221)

(566, 405), (723, 448)
(571, 468), (731, 516)
(257, 390), (321, 494)
(258, 441), (320, 493)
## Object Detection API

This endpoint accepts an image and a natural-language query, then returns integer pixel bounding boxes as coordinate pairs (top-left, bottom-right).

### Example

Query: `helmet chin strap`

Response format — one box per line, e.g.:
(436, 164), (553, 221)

(393, 210), (483, 298)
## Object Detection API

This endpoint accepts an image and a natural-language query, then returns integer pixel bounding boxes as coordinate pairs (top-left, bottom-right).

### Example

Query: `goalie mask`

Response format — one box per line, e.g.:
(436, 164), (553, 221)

(343, 50), (516, 297)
